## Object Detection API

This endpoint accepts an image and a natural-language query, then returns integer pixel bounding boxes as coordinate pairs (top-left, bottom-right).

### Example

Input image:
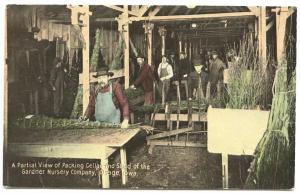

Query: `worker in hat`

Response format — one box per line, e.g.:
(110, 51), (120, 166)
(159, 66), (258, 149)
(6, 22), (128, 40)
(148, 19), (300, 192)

(80, 66), (129, 128)
(188, 56), (208, 99)
(130, 54), (155, 105)
(208, 50), (226, 97)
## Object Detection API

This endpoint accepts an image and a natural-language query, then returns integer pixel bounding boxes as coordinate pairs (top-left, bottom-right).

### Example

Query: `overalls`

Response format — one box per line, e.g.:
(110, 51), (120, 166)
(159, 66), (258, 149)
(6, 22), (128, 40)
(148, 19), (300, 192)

(94, 83), (121, 124)
(159, 65), (171, 102)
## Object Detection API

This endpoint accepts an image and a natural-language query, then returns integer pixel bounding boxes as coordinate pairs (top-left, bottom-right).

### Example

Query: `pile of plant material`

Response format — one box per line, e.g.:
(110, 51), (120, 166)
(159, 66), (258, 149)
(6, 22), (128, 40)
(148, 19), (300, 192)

(244, 60), (295, 189)
(226, 33), (266, 109)
(110, 33), (125, 70)
(9, 116), (140, 130)
(125, 87), (144, 99)
(70, 29), (103, 118)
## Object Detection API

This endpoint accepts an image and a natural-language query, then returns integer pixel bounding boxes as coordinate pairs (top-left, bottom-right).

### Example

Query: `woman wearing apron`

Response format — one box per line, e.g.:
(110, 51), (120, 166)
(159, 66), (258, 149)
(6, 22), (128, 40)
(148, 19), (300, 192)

(157, 56), (174, 103)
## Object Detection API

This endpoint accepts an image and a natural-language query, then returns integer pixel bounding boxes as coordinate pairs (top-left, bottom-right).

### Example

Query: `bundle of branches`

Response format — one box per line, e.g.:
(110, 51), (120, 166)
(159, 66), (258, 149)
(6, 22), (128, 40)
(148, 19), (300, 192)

(61, 50), (82, 118)
(226, 33), (267, 109)
(244, 61), (295, 189)
(70, 85), (83, 118)
(110, 33), (125, 70)
(125, 87), (144, 99)
(70, 29), (104, 118)
(9, 116), (140, 130)
(90, 28), (103, 72)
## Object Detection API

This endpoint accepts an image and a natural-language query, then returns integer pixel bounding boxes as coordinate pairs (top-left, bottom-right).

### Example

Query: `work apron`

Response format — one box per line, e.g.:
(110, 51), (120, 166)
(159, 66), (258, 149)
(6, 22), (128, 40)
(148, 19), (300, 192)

(95, 83), (121, 124)
(159, 65), (171, 101)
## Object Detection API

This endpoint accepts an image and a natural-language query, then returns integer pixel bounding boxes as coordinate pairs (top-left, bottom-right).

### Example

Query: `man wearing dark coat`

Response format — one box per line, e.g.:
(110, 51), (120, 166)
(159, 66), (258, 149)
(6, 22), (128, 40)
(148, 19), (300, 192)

(130, 55), (155, 105)
(49, 57), (66, 117)
(208, 50), (226, 97)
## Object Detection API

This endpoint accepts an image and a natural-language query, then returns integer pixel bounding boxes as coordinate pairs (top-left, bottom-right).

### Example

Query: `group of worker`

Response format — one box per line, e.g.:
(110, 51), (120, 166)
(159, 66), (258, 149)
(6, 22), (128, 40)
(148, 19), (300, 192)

(79, 49), (226, 128)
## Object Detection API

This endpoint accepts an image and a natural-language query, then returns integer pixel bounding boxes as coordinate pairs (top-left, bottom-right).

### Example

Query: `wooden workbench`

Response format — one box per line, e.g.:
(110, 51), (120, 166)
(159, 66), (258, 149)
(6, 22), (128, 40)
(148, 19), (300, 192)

(7, 127), (141, 188)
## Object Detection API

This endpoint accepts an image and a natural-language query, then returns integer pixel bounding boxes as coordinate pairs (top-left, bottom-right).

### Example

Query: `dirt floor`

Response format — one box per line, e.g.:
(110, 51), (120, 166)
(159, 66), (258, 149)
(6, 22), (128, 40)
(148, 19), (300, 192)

(5, 132), (252, 189)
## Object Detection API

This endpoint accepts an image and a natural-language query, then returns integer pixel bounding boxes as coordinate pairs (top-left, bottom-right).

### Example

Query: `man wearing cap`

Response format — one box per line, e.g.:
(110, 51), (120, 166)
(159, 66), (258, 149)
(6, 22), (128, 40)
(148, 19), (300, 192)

(208, 50), (226, 97)
(130, 55), (154, 105)
(188, 56), (208, 99)
(80, 66), (129, 129)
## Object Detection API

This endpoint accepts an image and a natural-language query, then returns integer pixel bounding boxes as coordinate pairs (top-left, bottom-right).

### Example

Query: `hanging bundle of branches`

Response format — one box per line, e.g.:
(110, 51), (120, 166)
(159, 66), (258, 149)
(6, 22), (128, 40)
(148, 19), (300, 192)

(110, 33), (125, 70)
(9, 116), (140, 130)
(70, 29), (104, 118)
(244, 59), (295, 189)
(70, 85), (83, 119)
(90, 28), (103, 71)
(226, 33), (267, 109)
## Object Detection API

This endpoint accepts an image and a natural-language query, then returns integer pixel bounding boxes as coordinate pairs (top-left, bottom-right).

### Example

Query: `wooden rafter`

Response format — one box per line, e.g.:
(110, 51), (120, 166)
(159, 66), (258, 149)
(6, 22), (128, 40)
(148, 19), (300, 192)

(168, 6), (180, 15)
(247, 6), (260, 17)
(130, 12), (255, 22)
(103, 5), (139, 16)
(148, 6), (161, 16)
(194, 6), (203, 14)
(138, 5), (149, 17)
(184, 8), (193, 15)
(131, 5), (140, 13)
(266, 20), (275, 31)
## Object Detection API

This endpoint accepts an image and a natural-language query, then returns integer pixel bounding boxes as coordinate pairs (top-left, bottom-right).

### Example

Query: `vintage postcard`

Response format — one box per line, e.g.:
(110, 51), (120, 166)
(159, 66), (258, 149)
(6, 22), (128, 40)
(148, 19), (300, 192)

(3, 4), (296, 189)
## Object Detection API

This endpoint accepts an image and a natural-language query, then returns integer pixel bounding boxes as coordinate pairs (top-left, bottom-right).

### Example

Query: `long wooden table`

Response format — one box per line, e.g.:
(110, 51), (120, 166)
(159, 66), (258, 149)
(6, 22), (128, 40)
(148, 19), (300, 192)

(7, 127), (141, 188)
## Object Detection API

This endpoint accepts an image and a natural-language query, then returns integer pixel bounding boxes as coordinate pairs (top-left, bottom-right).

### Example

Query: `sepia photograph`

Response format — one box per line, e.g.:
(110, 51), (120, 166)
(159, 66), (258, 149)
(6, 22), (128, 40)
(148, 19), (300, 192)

(2, 3), (297, 190)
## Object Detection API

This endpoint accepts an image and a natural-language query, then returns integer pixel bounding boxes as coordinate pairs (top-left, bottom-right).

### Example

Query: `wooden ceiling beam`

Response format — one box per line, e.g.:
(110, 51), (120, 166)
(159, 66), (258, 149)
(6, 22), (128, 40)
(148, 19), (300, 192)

(93, 17), (117, 22)
(130, 12), (255, 22)
(189, 34), (241, 38)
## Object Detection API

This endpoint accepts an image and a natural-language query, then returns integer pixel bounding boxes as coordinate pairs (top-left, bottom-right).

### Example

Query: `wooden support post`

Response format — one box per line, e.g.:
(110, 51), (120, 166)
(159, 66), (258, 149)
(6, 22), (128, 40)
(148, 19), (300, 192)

(222, 153), (229, 189)
(144, 23), (154, 65)
(274, 7), (289, 65)
(130, 113), (135, 124)
(120, 147), (128, 185)
(78, 6), (91, 114)
(101, 157), (110, 188)
(258, 7), (267, 71)
(158, 26), (167, 56)
(123, 6), (130, 89)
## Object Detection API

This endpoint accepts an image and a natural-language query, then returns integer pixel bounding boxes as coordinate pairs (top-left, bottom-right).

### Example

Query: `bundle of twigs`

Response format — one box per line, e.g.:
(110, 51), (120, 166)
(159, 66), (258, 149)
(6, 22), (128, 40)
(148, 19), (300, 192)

(90, 28), (103, 72)
(70, 29), (104, 118)
(125, 87), (144, 99)
(110, 33), (125, 70)
(244, 60), (295, 189)
(226, 33), (266, 109)
(9, 116), (140, 130)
